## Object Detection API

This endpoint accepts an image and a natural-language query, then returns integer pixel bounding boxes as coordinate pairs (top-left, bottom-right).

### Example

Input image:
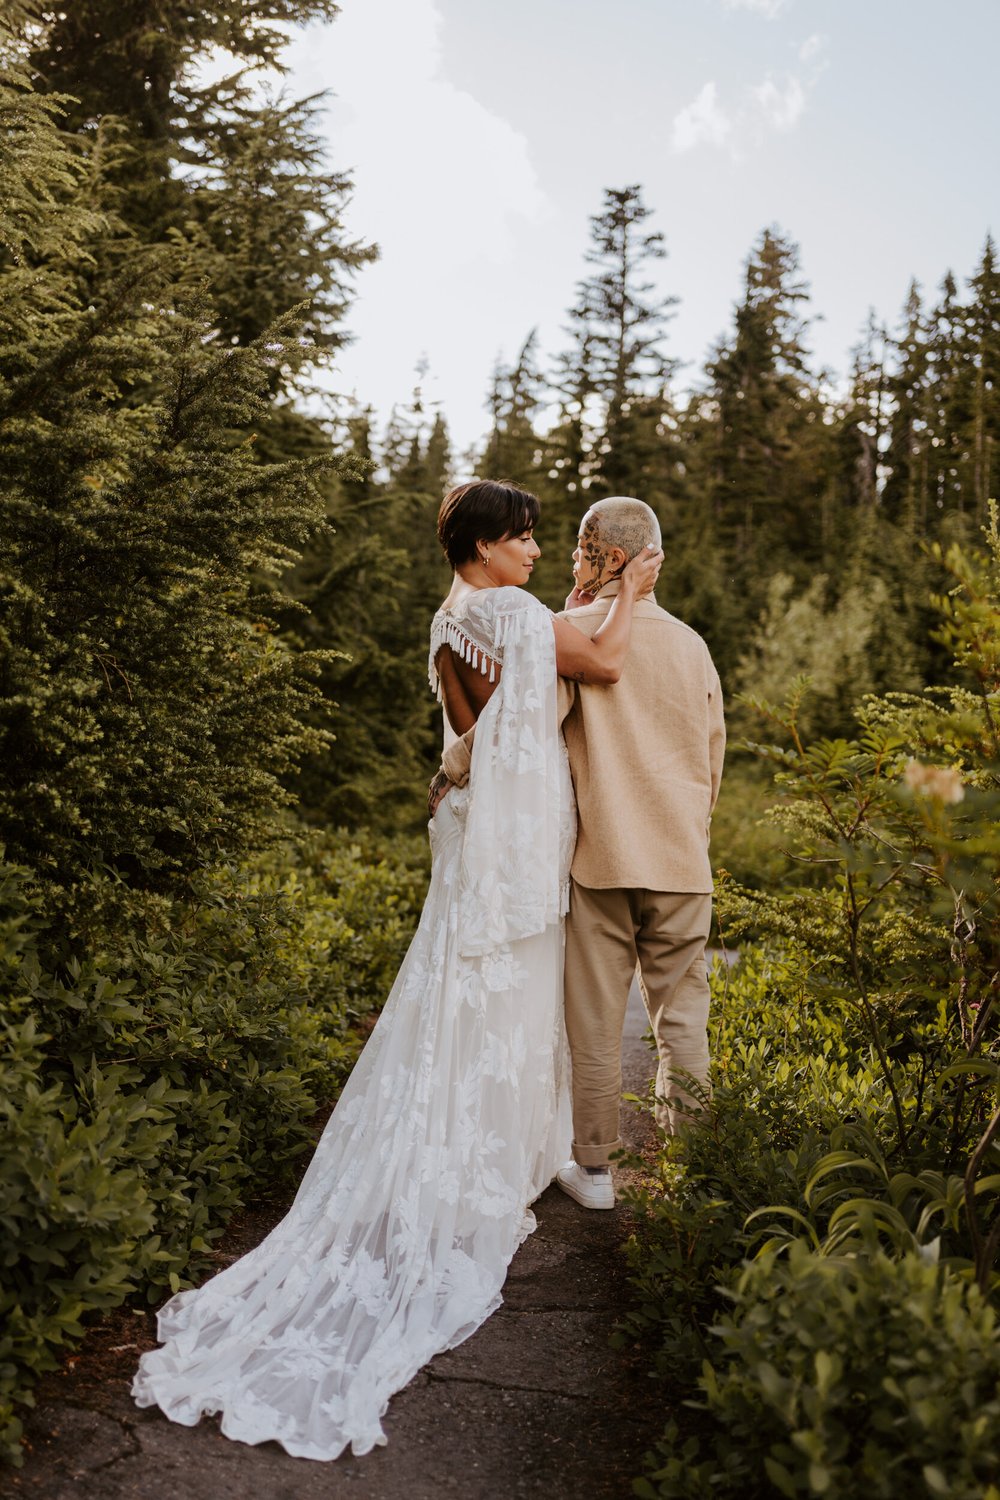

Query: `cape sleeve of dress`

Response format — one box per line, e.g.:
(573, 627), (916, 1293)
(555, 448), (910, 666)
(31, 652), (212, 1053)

(447, 586), (570, 959)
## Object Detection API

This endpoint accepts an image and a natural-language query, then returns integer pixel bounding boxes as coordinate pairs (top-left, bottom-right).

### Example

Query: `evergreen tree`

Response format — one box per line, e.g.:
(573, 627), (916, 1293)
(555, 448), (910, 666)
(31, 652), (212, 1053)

(20, 2), (394, 840)
(337, 402), (377, 507)
(546, 315), (594, 500)
(29, 1), (341, 238)
(188, 93), (376, 376)
(838, 311), (890, 512)
(26, 3), (374, 468)
(883, 280), (933, 533)
(286, 366), (452, 832)
(962, 236), (1000, 518)
(424, 410), (453, 495)
(925, 270), (967, 520)
(483, 329), (543, 481)
(706, 226), (829, 565)
(0, 60), (338, 921)
(560, 184), (677, 496)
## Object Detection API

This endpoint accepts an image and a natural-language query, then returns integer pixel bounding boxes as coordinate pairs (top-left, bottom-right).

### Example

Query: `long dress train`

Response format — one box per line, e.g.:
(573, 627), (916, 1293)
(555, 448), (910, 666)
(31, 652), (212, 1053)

(132, 585), (574, 1460)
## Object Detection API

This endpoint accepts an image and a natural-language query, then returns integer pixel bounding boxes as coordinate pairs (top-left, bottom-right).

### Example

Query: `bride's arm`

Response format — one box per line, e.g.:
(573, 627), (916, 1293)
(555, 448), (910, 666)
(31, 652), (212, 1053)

(551, 546), (662, 685)
(429, 549), (660, 812)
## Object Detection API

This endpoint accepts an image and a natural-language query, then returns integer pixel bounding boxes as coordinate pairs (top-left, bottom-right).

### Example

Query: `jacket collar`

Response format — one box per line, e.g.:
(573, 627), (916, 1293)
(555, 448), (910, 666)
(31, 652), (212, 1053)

(591, 577), (659, 611)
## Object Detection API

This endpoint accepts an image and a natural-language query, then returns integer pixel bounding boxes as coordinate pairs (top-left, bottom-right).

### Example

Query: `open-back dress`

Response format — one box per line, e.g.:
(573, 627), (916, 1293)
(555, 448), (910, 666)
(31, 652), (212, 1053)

(132, 585), (574, 1460)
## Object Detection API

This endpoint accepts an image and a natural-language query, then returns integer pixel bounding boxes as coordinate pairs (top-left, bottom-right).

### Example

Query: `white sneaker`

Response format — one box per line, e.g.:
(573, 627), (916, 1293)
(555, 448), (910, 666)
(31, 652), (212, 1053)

(556, 1163), (615, 1210)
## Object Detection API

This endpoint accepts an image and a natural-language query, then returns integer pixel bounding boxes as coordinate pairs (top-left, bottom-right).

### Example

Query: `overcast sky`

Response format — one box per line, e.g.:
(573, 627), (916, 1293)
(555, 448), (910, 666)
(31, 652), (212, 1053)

(281, 0), (999, 459)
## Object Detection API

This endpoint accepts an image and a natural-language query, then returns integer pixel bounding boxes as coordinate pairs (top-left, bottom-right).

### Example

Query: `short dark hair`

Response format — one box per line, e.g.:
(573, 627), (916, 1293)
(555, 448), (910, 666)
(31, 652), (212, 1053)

(437, 479), (540, 568)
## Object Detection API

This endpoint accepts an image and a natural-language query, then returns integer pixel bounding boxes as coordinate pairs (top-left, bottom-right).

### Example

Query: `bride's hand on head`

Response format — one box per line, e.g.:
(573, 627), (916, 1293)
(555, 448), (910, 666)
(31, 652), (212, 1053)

(621, 544), (663, 598)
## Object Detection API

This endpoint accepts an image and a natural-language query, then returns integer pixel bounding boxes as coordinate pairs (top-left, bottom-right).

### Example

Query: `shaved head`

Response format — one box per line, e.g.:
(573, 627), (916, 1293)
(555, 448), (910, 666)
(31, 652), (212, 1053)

(582, 497), (661, 559)
(573, 496), (662, 597)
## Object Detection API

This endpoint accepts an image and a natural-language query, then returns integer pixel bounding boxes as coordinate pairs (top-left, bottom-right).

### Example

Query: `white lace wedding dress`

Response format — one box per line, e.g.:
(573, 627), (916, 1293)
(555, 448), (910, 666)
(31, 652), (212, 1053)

(132, 586), (574, 1460)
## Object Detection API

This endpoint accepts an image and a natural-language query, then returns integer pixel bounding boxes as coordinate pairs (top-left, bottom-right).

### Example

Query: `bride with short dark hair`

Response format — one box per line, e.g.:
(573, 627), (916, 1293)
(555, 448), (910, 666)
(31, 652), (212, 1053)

(133, 479), (659, 1460)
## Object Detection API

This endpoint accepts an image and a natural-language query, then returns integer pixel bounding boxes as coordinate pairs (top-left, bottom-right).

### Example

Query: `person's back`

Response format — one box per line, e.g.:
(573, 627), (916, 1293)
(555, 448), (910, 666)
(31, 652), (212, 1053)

(551, 497), (725, 1211)
(557, 587), (723, 895)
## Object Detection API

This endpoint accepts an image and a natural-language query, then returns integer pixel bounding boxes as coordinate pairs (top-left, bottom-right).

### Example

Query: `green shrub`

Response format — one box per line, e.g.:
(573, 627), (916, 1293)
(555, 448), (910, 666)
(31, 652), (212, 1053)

(0, 829), (427, 1467)
(624, 516), (1000, 1496)
(708, 757), (796, 892)
(639, 1244), (1000, 1500)
(617, 952), (889, 1398)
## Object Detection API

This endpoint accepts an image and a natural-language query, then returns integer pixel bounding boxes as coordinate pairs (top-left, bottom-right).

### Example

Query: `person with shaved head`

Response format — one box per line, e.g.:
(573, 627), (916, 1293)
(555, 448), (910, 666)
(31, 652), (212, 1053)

(437, 494), (725, 1210)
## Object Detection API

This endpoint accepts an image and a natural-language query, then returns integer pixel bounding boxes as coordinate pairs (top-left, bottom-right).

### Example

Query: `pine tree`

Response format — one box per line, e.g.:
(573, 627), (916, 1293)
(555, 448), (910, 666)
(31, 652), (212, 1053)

(285, 364), (453, 832)
(27, 8), (375, 427)
(423, 411), (452, 495)
(706, 226), (828, 564)
(558, 185), (677, 497)
(883, 280), (932, 533)
(19, 3), (397, 841)
(838, 311), (890, 512)
(925, 270), (968, 520)
(483, 329), (543, 481)
(963, 236), (1000, 517)
(29, 1), (341, 238)
(188, 93), (376, 376)
(547, 313), (595, 500)
(0, 62), (337, 919)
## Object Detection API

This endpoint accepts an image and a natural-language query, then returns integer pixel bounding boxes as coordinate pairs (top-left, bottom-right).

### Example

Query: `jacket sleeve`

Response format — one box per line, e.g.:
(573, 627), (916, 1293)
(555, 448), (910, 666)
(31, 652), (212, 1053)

(441, 726), (475, 787)
(708, 662), (726, 812)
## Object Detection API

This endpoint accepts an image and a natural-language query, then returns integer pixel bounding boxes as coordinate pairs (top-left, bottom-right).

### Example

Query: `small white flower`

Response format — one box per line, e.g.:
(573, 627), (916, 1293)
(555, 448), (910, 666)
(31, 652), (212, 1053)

(903, 759), (965, 805)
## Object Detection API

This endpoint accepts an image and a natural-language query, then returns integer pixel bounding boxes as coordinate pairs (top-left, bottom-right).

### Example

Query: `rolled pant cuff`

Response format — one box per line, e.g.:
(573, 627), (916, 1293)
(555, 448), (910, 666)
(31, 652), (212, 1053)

(573, 1138), (623, 1168)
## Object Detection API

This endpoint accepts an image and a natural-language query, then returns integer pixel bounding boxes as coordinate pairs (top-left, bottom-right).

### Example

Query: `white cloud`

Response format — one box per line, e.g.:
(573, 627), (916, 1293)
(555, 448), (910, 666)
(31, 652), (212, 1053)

(286, 0), (546, 266)
(723, 0), (791, 17)
(671, 62), (819, 156)
(670, 81), (733, 154)
(752, 74), (806, 130)
(280, 0), (551, 448)
(798, 32), (827, 63)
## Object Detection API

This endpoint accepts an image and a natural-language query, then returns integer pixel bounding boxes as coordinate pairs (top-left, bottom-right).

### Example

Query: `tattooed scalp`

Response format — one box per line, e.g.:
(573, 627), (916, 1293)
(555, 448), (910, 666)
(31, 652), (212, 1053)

(582, 497), (661, 562)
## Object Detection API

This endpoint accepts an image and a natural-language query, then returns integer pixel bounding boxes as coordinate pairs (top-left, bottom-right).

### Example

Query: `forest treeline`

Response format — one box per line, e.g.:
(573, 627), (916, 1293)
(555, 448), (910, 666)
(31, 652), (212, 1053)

(373, 188), (1000, 774)
(2, 1), (1000, 1489)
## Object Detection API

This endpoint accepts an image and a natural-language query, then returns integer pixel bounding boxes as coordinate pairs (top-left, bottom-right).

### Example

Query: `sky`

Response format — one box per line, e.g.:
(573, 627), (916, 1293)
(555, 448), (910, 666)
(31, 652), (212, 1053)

(280, 0), (1000, 459)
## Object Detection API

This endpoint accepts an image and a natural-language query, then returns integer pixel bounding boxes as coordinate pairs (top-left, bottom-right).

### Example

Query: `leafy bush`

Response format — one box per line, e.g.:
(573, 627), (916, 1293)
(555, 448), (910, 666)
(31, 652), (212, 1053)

(617, 952), (887, 1403)
(623, 514), (1000, 1495)
(0, 829), (427, 1467)
(640, 1245), (1000, 1500)
(705, 758), (795, 892)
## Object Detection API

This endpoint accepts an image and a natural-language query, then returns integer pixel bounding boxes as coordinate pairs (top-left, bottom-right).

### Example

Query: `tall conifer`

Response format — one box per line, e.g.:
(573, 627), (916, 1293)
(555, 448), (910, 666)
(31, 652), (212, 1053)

(560, 185), (677, 496)
(706, 227), (827, 563)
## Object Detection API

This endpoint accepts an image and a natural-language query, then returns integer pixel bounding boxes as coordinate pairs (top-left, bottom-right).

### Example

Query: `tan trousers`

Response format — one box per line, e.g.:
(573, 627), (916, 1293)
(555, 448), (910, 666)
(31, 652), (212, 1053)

(564, 882), (713, 1167)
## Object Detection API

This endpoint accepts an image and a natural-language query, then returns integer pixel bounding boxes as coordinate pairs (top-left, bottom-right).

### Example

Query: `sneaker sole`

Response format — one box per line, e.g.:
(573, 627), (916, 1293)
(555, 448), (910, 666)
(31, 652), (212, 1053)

(556, 1176), (615, 1211)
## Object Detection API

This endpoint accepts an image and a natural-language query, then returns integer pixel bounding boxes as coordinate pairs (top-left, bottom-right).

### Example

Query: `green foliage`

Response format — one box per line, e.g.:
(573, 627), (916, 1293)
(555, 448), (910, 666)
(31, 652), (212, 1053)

(0, 36), (375, 914)
(0, 12), (431, 1470)
(286, 478), (449, 833)
(705, 758), (794, 892)
(734, 563), (923, 742)
(27, 2), (342, 239)
(624, 516), (1000, 1495)
(0, 830), (426, 1467)
(639, 1246), (1000, 1500)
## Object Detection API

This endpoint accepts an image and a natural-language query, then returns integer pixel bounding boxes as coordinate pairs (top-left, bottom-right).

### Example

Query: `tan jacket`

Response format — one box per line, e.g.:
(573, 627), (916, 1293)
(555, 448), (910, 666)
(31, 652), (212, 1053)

(441, 582), (725, 893)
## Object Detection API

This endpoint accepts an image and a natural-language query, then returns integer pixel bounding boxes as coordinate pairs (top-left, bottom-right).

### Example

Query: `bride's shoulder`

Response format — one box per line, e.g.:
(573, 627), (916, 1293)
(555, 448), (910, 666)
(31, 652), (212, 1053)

(462, 586), (550, 630)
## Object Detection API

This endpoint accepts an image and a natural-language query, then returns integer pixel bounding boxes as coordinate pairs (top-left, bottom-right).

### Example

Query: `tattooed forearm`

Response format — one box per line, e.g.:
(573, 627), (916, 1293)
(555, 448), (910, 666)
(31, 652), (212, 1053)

(427, 769), (452, 816)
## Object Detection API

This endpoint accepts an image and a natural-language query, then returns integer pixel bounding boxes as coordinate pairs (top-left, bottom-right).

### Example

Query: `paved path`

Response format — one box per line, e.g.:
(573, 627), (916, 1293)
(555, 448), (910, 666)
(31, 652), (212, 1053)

(7, 984), (661, 1500)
